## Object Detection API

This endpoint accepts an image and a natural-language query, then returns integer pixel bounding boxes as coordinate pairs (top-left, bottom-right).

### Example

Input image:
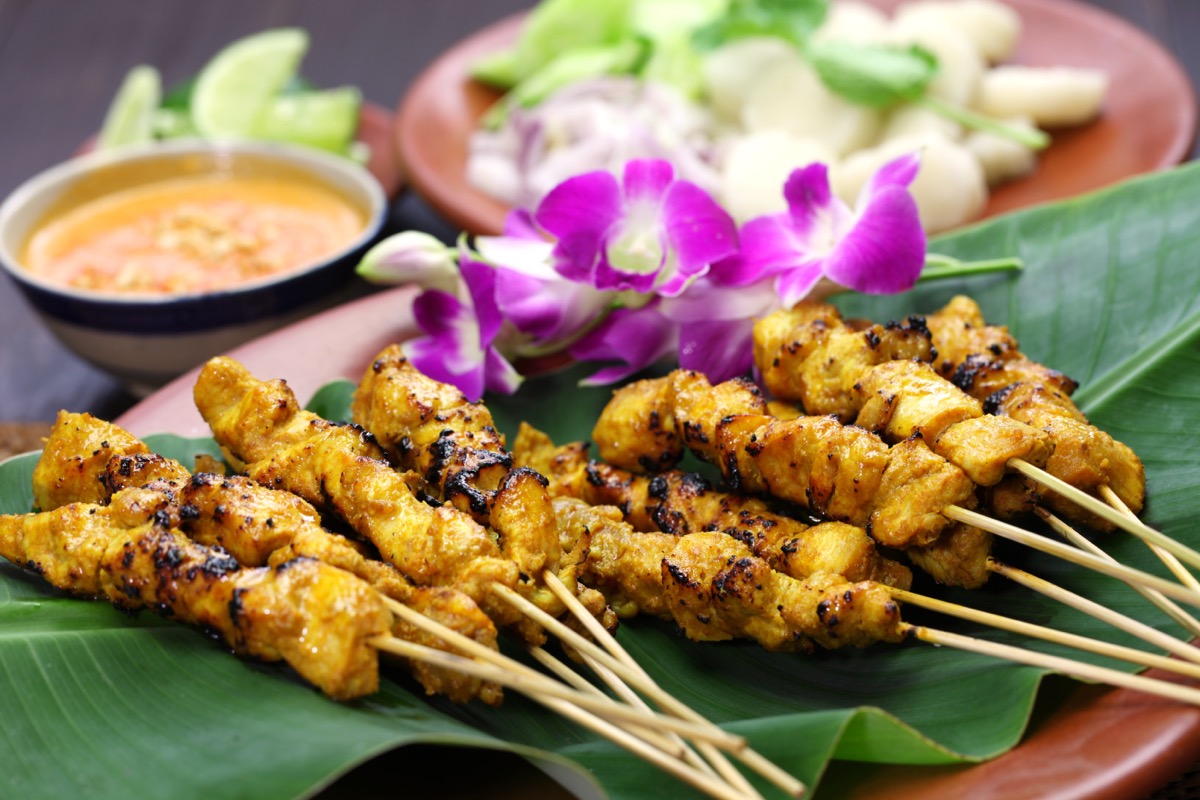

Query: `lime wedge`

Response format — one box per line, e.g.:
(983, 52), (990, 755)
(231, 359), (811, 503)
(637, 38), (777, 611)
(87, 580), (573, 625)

(97, 65), (162, 149)
(190, 28), (309, 138)
(251, 86), (361, 153)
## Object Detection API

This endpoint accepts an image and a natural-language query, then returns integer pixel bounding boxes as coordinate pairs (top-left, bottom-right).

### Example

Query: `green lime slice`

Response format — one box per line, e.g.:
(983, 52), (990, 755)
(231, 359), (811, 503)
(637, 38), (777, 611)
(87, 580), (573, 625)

(190, 28), (309, 138)
(250, 86), (362, 153)
(97, 65), (162, 149)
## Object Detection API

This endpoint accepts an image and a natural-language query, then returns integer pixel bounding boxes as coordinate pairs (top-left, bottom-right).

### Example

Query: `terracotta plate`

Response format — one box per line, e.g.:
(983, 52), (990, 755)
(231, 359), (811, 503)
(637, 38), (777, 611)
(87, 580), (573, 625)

(394, 0), (1197, 235)
(115, 286), (1200, 800)
(356, 102), (405, 198)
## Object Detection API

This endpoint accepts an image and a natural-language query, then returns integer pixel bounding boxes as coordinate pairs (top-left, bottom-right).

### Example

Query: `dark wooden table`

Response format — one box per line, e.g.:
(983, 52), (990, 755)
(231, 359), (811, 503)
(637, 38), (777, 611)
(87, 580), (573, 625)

(0, 1), (1199, 798)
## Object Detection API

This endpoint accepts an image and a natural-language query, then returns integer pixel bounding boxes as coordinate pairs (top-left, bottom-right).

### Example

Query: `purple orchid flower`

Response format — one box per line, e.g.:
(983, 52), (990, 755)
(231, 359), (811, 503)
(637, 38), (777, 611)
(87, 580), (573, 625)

(535, 158), (739, 297)
(737, 153), (926, 307)
(356, 153), (931, 398)
(476, 209), (611, 347)
(663, 269), (781, 383)
(569, 301), (679, 386)
(405, 248), (522, 402)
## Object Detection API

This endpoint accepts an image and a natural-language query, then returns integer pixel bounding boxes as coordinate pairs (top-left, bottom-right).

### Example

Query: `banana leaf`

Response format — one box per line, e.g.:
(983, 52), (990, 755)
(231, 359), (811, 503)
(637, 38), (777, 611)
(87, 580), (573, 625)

(5, 160), (1200, 798)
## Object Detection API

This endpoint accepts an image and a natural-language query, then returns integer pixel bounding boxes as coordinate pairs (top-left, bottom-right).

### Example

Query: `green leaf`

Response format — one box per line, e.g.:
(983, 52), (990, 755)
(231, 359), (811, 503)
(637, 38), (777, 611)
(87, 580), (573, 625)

(306, 378), (357, 421)
(691, 0), (828, 50)
(6, 163), (1200, 796)
(806, 40), (938, 107)
(472, 0), (636, 89)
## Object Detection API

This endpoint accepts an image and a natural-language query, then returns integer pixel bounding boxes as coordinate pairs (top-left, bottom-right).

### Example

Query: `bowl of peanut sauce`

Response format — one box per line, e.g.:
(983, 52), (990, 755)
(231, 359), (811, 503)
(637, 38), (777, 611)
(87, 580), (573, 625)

(0, 139), (386, 393)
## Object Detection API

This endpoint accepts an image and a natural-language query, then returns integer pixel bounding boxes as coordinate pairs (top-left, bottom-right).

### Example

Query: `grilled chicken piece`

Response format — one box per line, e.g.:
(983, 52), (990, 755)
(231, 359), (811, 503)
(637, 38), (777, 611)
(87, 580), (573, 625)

(195, 356), (615, 642)
(754, 304), (937, 420)
(32, 410), (150, 511)
(551, 498), (906, 651)
(663, 533), (905, 651)
(350, 346), (614, 632)
(591, 374), (685, 473)
(855, 360), (1054, 487)
(0, 504), (390, 701)
(34, 417), (505, 705)
(352, 345), (510, 518)
(927, 296), (1145, 524)
(986, 384), (1146, 525)
(595, 370), (978, 550)
(514, 423), (912, 590)
(905, 523), (992, 589)
(925, 295), (1077, 394)
(753, 305), (1055, 488)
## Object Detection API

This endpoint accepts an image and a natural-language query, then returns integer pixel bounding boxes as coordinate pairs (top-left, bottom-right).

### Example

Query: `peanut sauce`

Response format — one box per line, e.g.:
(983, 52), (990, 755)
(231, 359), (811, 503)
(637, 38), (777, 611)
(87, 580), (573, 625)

(22, 173), (366, 294)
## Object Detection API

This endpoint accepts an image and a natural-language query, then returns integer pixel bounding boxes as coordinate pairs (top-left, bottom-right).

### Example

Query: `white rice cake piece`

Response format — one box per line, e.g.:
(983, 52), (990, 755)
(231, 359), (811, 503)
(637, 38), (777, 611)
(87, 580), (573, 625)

(893, 0), (1021, 63)
(701, 37), (796, 123)
(741, 50), (883, 156)
(974, 66), (1108, 128)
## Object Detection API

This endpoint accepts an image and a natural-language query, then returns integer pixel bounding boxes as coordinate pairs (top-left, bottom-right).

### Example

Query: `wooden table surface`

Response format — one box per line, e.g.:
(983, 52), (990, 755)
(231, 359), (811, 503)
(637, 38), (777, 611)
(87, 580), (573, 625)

(0, 1), (1199, 798)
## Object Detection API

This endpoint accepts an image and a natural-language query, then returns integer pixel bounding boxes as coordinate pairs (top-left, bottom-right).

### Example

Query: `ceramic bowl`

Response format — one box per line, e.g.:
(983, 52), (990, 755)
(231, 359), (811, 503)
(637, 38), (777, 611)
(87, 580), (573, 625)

(0, 139), (387, 393)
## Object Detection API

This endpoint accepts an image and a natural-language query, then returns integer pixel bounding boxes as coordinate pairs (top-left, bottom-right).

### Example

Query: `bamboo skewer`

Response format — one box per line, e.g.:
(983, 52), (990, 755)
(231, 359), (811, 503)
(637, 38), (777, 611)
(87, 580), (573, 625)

(369, 636), (753, 800)
(528, 646), (709, 769)
(539, 572), (768, 799)
(986, 560), (1200, 667)
(1036, 507), (1200, 641)
(889, 587), (1200, 682)
(379, 602), (756, 794)
(496, 579), (808, 799)
(906, 624), (1200, 706)
(1100, 485), (1200, 595)
(944, 505), (1200, 609)
(387, 593), (773, 799)
(380, 597), (742, 748)
(1008, 458), (1200, 572)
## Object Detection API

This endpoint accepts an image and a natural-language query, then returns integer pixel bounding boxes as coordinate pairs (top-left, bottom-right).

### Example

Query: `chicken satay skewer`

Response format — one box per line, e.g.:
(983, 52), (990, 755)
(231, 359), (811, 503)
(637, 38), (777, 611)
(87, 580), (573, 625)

(1035, 506), (1200, 640)
(346, 344), (772, 786)
(190, 359), (783, 788)
(525, 426), (1200, 697)
(4, 491), (772, 800)
(925, 296), (1194, 586)
(814, 303), (1200, 637)
(32, 412), (506, 705)
(594, 369), (1180, 597)
(30, 414), (758, 765)
(554, 508), (1200, 714)
(752, 304), (1168, 562)
(0, 501), (389, 701)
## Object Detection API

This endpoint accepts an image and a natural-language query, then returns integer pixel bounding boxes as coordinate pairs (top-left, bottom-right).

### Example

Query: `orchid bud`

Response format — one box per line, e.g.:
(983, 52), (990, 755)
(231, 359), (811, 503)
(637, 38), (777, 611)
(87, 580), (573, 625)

(355, 230), (461, 295)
